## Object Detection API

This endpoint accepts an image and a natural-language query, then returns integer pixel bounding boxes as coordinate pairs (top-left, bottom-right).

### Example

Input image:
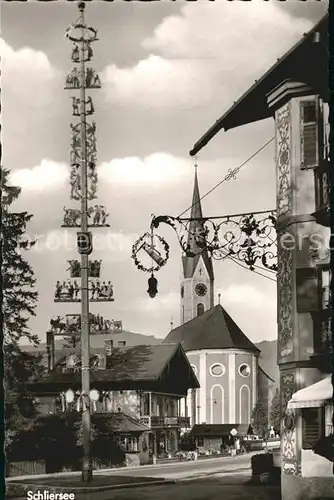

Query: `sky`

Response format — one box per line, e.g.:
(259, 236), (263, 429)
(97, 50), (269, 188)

(1, 0), (328, 345)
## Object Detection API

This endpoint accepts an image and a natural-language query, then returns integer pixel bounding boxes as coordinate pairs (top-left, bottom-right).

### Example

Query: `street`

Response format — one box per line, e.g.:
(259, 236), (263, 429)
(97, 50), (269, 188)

(73, 455), (280, 500)
(94, 453), (253, 481)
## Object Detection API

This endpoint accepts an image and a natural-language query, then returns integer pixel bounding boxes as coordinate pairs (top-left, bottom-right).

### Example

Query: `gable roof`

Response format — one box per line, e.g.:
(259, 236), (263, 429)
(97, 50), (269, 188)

(28, 343), (200, 394)
(163, 304), (260, 353)
(190, 14), (328, 156)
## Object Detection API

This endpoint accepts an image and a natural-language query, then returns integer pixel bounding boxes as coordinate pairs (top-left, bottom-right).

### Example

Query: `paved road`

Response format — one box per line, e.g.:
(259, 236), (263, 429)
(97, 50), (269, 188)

(95, 453), (253, 480)
(75, 475), (281, 500)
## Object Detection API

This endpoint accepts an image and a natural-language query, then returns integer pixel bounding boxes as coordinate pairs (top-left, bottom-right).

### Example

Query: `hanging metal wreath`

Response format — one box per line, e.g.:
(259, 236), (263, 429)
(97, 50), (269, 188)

(131, 232), (170, 273)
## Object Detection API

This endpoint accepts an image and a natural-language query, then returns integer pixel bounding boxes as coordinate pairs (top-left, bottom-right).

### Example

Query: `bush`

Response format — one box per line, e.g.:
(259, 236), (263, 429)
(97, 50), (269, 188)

(251, 453), (274, 476)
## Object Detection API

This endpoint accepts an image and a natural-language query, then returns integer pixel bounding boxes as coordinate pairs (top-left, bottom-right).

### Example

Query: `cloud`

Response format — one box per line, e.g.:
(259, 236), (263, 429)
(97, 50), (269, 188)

(9, 159), (69, 190)
(8, 153), (193, 192)
(1, 39), (64, 172)
(99, 153), (193, 186)
(1, 39), (61, 107)
(218, 280), (277, 342)
(132, 291), (179, 314)
(102, 2), (313, 109)
(220, 283), (275, 310)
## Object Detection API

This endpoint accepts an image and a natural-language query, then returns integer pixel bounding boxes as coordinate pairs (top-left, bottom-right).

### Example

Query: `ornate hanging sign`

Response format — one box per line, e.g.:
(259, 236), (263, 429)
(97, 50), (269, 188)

(149, 211), (277, 272)
(131, 232), (169, 273)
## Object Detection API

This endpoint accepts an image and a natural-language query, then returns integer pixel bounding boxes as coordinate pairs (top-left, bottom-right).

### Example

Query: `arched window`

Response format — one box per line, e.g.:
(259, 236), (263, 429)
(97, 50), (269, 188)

(210, 385), (224, 424)
(239, 385), (251, 424)
(197, 303), (205, 316)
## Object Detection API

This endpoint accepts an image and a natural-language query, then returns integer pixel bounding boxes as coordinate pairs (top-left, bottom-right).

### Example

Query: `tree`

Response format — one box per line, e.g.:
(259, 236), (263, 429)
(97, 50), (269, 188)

(2, 167), (42, 453)
(251, 401), (269, 440)
(269, 388), (281, 434)
(2, 167), (38, 345)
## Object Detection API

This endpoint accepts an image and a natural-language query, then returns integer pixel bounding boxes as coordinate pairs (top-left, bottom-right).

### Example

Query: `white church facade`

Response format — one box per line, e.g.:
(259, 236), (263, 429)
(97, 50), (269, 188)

(163, 170), (274, 443)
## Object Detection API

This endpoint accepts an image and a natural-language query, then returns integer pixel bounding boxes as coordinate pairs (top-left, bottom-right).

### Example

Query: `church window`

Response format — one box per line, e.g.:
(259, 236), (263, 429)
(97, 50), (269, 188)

(210, 363), (225, 377)
(191, 364), (197, 375)
(197, 303), (205, 316)
(239, 364), (251, 377)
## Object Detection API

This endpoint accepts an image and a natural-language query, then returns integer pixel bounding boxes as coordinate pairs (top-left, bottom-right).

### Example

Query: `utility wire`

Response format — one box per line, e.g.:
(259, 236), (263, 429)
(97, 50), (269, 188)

(177, 136), (275, 218)
(225, 252), (277, 282)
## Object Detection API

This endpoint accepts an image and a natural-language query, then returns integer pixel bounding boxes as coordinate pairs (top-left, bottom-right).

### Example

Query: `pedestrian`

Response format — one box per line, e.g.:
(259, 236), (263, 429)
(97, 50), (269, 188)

(235, 438), (240, 455)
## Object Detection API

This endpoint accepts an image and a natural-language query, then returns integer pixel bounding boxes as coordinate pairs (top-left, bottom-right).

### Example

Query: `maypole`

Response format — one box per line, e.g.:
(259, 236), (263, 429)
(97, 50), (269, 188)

(46, 1), (122, 483)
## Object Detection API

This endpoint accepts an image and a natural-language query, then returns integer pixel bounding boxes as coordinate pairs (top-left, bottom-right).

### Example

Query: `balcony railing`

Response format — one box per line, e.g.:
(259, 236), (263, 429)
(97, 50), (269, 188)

(139, 416), (191, 428)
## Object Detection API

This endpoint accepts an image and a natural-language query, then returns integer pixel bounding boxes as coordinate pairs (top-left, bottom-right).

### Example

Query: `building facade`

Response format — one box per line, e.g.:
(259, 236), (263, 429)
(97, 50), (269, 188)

(30, 343), (199, 465)
(189, 14), (331, 500)
(165, 173), (274, 448)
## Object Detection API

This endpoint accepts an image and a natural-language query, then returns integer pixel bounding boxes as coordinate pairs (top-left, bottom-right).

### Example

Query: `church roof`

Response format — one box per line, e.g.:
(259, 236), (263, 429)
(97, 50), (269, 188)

(182, 170), (214, 281)
(163, 304), (260, 353)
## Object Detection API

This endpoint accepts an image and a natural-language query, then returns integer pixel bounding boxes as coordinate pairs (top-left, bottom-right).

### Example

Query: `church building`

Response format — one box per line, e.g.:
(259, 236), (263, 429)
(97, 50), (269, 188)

(163, 170), (274, 447)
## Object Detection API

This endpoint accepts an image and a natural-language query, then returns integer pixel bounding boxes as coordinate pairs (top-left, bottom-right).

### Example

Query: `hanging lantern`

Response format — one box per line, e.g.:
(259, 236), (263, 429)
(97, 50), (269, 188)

(147, 273), (158, 299)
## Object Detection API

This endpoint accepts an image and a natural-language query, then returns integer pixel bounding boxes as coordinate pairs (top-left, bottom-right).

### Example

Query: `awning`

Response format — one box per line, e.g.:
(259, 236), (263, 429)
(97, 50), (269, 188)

(287, 375), (333, 410)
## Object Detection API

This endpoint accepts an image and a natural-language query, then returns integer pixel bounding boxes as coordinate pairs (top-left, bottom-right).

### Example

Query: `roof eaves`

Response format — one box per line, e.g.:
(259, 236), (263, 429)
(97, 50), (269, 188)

(189, 14), (328, 157)
(258, 365), (276, 383)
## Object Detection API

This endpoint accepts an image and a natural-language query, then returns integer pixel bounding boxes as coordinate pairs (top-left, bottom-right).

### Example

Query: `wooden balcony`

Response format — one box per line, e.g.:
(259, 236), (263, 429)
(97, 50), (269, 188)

(139, 415), (191, 428)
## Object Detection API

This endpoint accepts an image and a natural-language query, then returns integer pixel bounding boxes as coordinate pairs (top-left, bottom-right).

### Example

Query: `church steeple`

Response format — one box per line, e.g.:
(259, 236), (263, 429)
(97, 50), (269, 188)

(180, 166), (214, 324)
(187, 165), (204, 253)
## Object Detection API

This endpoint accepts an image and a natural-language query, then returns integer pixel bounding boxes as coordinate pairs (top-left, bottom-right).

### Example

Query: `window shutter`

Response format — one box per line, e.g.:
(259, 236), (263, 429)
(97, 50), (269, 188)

(296, 267), (319, 313)
(300, 100), (319, 170)
(302, 408), (324, 449)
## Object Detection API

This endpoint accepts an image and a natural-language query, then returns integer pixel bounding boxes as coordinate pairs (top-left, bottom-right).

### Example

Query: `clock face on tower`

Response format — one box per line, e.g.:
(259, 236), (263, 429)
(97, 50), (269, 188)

(195, 282), (208, 297)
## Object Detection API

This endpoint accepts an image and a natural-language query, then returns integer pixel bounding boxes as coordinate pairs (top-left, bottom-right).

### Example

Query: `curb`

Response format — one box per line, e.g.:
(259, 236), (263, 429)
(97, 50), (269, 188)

(6, 479), (176, 496)
(176, 467), (251, 482)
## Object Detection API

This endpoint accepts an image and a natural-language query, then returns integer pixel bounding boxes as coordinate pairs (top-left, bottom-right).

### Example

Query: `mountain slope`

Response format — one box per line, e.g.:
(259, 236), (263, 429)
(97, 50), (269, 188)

(255, 339), (278, 383)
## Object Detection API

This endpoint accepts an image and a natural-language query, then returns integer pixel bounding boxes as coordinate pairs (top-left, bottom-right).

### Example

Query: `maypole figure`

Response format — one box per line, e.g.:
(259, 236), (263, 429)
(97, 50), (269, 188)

(46, 2), (122, 484)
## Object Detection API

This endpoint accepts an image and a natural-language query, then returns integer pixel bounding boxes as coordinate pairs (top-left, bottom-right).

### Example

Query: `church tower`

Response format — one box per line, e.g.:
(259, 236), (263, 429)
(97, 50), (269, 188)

(180, 168), (214, 324)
